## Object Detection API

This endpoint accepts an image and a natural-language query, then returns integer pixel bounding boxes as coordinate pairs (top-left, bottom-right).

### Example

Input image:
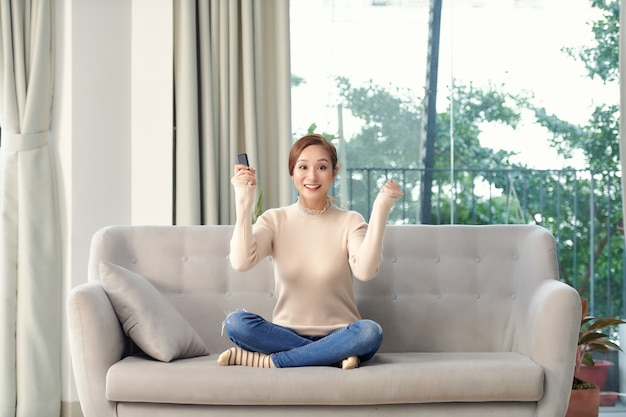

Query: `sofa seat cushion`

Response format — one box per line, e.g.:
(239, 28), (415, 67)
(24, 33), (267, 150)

(106, 352), (543, 406)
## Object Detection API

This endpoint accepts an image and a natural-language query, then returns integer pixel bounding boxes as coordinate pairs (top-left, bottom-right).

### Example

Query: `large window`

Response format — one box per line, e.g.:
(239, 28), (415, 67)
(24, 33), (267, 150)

(289, 0), (623, 319)
(291, 0), (616, 172)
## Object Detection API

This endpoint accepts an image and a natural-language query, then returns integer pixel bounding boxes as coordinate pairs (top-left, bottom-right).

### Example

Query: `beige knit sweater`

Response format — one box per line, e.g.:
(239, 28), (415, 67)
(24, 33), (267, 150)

(230, 184), (399, 336)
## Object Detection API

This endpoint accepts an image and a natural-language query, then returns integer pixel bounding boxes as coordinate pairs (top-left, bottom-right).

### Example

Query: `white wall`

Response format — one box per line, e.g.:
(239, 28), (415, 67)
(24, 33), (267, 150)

(131, 0), (174, 225)
(53, 0), (173, 413)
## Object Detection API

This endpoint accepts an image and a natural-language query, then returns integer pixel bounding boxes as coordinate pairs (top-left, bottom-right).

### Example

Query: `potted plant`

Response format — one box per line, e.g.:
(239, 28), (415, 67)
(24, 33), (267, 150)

(566, 299), (625, 417)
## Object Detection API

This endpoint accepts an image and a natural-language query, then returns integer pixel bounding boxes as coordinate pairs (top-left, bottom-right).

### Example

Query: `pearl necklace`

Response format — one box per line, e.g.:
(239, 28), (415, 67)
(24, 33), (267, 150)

(298, 198), (332, 215)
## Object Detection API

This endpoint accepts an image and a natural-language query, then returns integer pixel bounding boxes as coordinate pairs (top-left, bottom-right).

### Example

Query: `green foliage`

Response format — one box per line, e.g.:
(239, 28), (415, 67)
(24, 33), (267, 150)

(332, 77), (533, 224)
(572, 376), (598, 390)
(336, 76), (421, 169)
(527, 1), (622, 315)
(298, 0), (624, 317)
(436, 82), (526, 170)
(576, 298), (625, 375)
(554, 0), (620, 172)
(291, 74), (306, 88)
(252, 186), (263, 224)
(563, 0), (620, 83)
(532, 102), (619, 171)
(305, 123), (336, 141)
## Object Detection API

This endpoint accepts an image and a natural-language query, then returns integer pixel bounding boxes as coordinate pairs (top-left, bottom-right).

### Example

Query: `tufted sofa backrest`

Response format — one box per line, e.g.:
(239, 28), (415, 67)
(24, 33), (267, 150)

(88, 224), (558, 354)
(356, 224), (558, 353)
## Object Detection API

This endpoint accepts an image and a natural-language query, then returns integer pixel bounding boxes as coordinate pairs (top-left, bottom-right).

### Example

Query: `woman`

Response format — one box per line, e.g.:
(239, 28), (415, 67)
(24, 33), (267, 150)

(218, 134), (402, 369)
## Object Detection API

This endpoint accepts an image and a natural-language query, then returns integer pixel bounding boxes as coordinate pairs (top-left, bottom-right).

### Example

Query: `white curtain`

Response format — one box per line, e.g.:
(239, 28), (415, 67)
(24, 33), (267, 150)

(0, 1), (60, 417)
(174, 0), (292, 225)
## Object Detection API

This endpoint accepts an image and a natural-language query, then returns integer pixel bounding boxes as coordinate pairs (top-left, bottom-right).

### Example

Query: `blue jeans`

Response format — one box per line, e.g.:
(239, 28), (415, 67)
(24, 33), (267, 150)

(222, 310), (383, 368)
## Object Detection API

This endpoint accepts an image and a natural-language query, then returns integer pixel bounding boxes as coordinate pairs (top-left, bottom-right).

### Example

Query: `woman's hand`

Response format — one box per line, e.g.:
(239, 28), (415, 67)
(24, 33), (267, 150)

(380, 179), (402, 199)
(231, 164), (257, 188)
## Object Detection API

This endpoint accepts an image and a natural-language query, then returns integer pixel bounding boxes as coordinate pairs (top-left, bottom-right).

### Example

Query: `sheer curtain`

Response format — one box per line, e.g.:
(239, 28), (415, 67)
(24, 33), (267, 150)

(174, 0), (292, 225)
(0, 1), (61, 416)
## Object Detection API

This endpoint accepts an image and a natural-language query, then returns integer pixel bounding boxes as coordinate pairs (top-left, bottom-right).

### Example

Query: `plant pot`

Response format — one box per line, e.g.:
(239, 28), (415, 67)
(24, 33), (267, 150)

(599, 391), (618, 406)
(566, 386), (600, 417)
(575, 360), (614, 391)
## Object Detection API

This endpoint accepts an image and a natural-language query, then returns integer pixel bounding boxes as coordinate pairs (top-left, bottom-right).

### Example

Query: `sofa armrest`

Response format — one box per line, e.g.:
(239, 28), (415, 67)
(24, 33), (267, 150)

(67, 283), (126, 417)
(521, 279), (581, 417)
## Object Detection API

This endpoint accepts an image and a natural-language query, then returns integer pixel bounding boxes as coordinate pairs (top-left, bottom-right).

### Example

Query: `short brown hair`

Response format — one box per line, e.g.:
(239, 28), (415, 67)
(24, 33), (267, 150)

(288, 134), (338, 176)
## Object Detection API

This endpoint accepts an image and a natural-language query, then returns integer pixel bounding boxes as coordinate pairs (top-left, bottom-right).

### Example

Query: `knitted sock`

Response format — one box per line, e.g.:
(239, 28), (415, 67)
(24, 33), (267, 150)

(217, 347), (275, 368)
(341, 356), (360, 370)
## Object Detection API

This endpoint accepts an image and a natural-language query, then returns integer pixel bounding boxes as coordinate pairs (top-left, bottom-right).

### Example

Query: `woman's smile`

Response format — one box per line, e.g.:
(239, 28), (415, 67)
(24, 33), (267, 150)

(292, 144), (338, 210)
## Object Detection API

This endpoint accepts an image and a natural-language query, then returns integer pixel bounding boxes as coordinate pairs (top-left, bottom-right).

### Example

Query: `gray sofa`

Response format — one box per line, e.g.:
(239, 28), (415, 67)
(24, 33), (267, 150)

(67, 224), (580, 417)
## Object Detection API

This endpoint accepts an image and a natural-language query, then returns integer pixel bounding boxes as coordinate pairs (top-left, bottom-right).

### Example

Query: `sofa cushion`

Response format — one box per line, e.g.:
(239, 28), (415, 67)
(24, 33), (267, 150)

(99, 261), (209, 362)
(106, 352), (543, 405)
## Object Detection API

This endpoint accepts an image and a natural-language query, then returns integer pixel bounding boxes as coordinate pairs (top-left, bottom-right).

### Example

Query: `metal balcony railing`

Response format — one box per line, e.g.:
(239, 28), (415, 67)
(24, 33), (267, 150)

(331, 167), (625, 318)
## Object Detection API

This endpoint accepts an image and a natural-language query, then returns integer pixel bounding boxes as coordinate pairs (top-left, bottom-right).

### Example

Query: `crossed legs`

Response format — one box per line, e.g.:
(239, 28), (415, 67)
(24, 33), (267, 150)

(218, 311), (382, 369)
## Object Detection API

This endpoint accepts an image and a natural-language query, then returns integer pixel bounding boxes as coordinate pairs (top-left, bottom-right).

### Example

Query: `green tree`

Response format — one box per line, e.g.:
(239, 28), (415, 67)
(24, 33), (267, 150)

(343, 1), (621, 315)
(528, 0), (622, 316)
(335, 76), (422, 169)
(295, 0), (623, 316)
(335, 76), (530, 224)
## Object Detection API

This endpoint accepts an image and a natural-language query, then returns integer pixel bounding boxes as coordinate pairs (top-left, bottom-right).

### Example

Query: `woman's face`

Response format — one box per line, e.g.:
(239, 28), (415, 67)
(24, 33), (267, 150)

(292, 144), (338, 208)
